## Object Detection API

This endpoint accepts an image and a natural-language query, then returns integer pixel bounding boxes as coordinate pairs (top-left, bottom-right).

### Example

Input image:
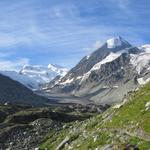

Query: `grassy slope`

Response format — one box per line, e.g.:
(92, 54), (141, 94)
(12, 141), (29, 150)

(40, 83), (150, 150)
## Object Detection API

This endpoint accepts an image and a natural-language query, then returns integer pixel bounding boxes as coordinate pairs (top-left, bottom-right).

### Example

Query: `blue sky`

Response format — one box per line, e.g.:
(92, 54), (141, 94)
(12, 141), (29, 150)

(0, 0), (150, 70)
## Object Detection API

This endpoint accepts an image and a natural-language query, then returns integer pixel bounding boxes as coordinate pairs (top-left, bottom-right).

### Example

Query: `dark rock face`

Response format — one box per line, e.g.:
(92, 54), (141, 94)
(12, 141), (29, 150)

(0, 74), (52, 105)
(61, 37), (132, 82)
(87, 53), (131, 83)
(47, 47), (139, 103)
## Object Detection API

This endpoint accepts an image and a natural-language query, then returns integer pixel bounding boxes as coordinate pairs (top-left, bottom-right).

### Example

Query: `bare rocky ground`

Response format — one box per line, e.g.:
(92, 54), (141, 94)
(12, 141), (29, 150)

(0, 103), (109, 150)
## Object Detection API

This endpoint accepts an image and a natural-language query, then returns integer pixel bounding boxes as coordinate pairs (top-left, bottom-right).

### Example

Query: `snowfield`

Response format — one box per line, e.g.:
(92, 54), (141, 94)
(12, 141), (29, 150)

(130, 45), (150, 74)
(0, 64), (68, 90)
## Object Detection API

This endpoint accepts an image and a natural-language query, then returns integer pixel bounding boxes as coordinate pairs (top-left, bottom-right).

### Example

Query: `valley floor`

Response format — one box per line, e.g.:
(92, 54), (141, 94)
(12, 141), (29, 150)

(35, 91), (91, 105)
(1, 83), (150, 150)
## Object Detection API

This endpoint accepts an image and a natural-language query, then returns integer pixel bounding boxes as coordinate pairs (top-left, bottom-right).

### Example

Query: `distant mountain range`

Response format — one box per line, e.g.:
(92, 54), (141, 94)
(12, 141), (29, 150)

(43, 36), (150, 105)
(0, 64), (68, 90)
(1, 36), (150, 106)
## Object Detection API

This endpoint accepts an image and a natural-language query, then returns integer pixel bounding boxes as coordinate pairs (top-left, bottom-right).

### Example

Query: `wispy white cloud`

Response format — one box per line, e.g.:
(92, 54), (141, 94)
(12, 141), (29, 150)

(117, 0), (130, 10)
(0, 0), (147, 69)
(0, 58), (29, 71)
(0, 50), (23, 71)
(83, 40), (103, 52)
(0, 33), (32, 47)
(110, 0), (132, 15)
(0, 0), (140, 49)
(50, 4), (79, 18)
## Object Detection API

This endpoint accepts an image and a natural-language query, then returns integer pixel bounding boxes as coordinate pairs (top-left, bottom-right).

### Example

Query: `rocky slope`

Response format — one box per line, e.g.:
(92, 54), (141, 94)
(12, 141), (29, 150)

(44, 37), (150, 105)
(40, 82), (150, 150)
(0, 103), (108, 150)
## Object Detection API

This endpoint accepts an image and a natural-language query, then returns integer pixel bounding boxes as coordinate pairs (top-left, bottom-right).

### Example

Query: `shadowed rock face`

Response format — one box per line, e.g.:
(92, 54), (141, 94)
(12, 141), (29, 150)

(0, 74), (53, 105)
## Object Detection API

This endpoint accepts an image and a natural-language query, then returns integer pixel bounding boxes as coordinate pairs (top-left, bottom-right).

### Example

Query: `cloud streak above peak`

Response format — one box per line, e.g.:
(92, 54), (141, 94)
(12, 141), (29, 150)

(0, 0), (149, 69)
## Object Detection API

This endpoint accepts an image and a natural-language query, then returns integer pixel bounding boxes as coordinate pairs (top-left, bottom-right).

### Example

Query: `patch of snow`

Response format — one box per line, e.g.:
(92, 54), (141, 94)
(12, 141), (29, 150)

(91, 51), (124, 71)
(113, 85), (119, 88)
(58, 74), (81, 86)
(80, 72), (91, 84)
(59, 78), (74, 85)
(76, 76), (82, 80)
(4, 102), (9, 106)
(103, 86), (110, 88)
(139, 44), (150, 53)
(86, 55), (90, 59)
(130, 52), (150, 74)
(147, 67), (150, 71)
(59, 76), (82, 85)
(80, 50), (127, 83)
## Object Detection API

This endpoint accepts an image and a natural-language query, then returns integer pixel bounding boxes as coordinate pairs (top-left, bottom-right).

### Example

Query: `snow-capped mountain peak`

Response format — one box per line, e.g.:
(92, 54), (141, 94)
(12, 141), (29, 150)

(20, 64), (68, 84)
(106, 36), (130, 49)
(129, 44), (150, 74)
(47, 64), (68, 76)
(139, 44), (150, 53)
(0, 64), (68, 90)
(20, 64), (68, 76)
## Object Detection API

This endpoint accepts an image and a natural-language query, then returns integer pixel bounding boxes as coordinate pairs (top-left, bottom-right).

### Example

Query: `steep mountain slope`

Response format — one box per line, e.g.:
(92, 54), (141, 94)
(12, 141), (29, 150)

(40, 82), (150, 150)
(0, 64), (68, 90)
(60, 36), (131, 81)
(42, 75), (62, 90)
(44, 37), (150, 105)
(0, 74), (52, 105)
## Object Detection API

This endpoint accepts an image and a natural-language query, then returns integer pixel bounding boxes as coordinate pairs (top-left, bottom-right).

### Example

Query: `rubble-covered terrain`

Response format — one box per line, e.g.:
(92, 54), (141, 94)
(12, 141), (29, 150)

(0, 103), (108, 150)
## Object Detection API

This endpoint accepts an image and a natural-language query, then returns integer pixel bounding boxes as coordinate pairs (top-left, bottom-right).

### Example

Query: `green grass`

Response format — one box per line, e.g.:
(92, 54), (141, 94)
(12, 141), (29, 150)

(129, 136), (150, 150)
(105, 83), (150, 133)
(40, 126), (79, 150)
(40, 83), (150, 150)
